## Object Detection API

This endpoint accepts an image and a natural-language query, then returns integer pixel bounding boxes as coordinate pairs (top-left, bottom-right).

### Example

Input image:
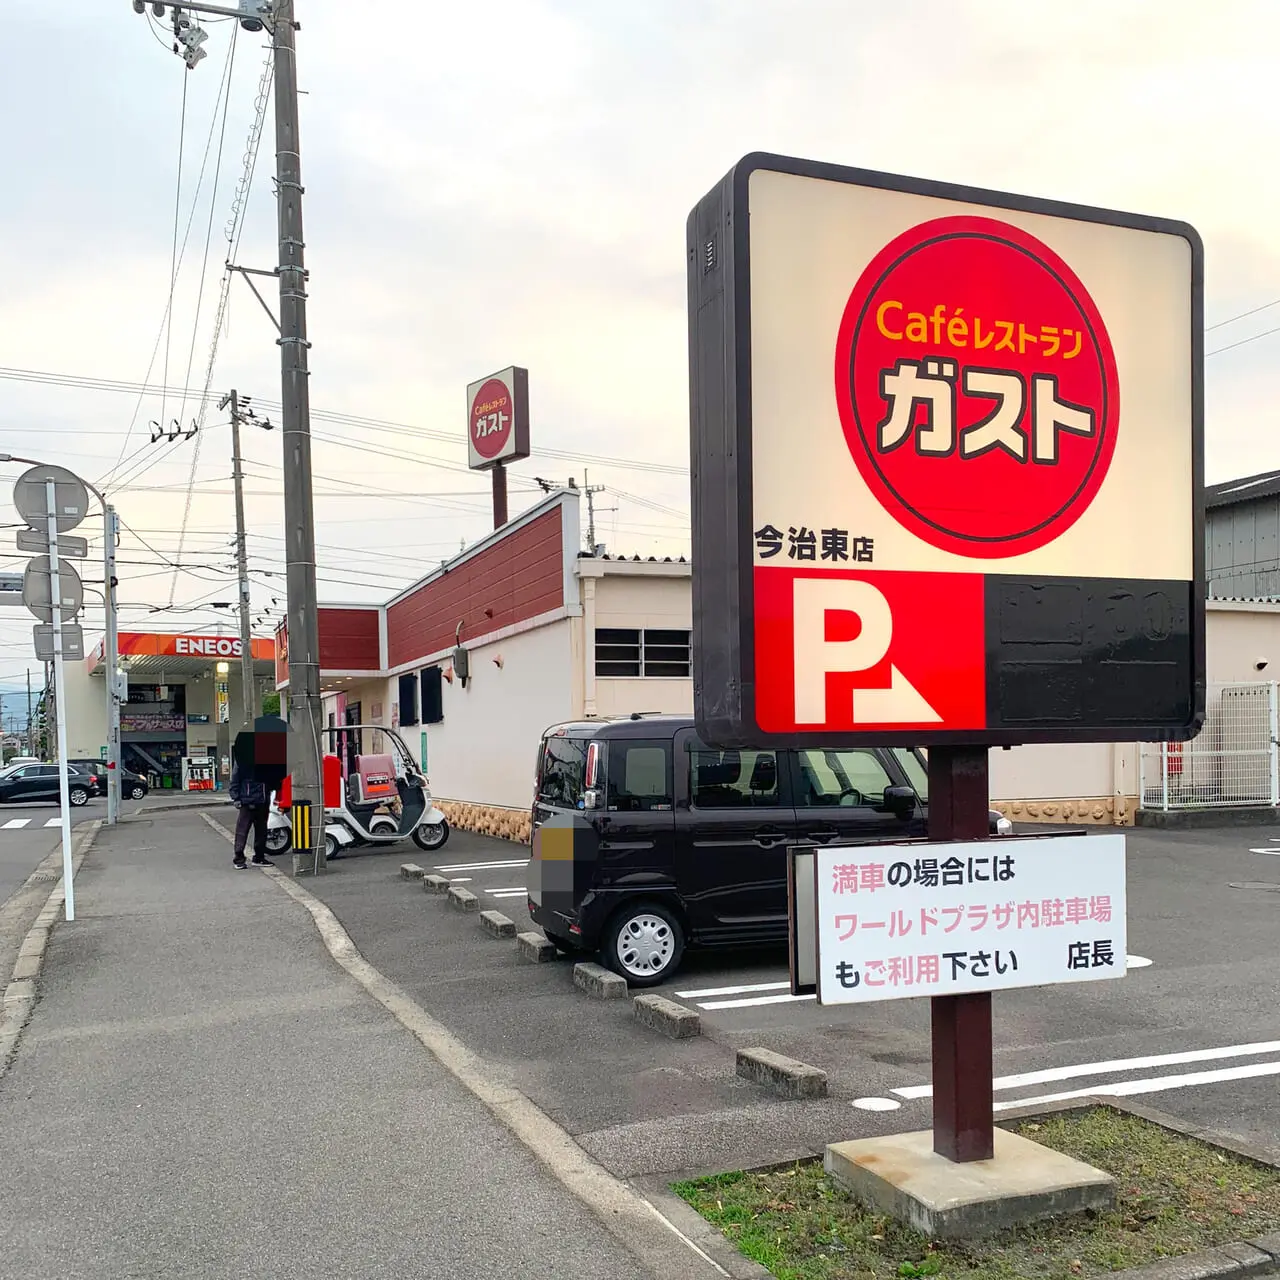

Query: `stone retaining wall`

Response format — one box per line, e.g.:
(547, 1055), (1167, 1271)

(438, 800), (531, 845)
(992, 796), (1136, 827)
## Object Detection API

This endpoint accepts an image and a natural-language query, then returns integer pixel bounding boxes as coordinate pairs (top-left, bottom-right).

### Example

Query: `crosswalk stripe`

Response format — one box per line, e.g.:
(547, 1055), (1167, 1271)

(44, 818), (61, 827)
(2, 818), (32, 829)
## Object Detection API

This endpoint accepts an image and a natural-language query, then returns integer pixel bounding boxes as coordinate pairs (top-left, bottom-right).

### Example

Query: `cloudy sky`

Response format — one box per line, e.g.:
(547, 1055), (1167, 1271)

(1, 0), (1278, 716)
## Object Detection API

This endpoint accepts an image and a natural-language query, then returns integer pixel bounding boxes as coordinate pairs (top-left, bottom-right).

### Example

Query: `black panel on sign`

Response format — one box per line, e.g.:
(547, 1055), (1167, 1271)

(985, 577), (1195, 732)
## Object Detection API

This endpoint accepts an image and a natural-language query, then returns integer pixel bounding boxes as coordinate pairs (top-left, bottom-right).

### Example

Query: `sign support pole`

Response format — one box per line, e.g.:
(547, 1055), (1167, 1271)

(492, 460), (508, 529)
(46, 479), (74, 923)
(927, 745), (991, 1161)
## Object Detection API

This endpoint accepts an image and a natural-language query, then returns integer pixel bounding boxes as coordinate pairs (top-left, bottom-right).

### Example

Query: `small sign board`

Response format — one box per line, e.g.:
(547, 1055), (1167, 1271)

(33, 623), (85, 661)
(16, 528), (88, 558)
(687, 153), (1204, 749)
(466, 366), (530, 470)
(800, 834), (1126, 1005)
(0, 573), (22, 602)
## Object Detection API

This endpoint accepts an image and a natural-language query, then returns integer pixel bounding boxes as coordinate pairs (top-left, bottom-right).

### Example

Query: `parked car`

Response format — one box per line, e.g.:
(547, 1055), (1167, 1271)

(0, 763), (94, 807)
(70, 760), (150, 801)
(528, 715), (1013, 985)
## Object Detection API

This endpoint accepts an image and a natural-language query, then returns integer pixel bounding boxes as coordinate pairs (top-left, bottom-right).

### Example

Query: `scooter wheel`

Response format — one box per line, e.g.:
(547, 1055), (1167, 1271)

(265, 827), (291, 854)
(324, 832), (342, 861)
(412, 820), (449, 851)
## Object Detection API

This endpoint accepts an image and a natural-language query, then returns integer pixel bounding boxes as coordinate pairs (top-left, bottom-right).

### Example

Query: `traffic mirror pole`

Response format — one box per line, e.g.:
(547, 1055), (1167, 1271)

(46, 479), (75, 922)
(927, 745), (993, 1161)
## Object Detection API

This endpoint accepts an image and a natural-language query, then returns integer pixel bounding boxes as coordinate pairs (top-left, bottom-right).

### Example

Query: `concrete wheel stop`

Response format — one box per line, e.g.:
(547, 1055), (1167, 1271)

(824, 1127), (1115, 1239)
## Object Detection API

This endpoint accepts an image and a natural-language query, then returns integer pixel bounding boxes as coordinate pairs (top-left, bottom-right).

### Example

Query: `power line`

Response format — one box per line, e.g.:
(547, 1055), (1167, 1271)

(160, 70), (189, 461)
(1207, 324), (1280, 359)
(1208, 297), (1280, 333)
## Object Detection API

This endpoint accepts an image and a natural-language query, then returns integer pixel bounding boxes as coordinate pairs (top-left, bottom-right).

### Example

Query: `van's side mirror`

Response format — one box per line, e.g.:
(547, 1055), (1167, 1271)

(884, 785), (917, 819)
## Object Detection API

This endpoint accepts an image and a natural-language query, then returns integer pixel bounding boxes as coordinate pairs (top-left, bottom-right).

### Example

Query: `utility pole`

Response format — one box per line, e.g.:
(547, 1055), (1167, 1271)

(219, 389), (259, 729)
(131, 0), (325, 871)
(581, 471), (610, 556)
(26, 670), (33, 756)
(272, 0), (324, 872)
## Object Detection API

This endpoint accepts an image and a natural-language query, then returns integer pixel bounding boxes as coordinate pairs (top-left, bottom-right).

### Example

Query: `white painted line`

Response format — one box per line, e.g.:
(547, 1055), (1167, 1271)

(892, 1038), (1280, 1100)
(486, 888), (528, 899)
(698, 992), (816, 1011)
(432, 865), (527, 875)
(675, 980), (790, 999)
(448, 877), (472, 884)
(1126, 954), (1153, 969)
(1250, 848), (1280, 856)
(852, 1096), (901, 1112)
(993, 1059), (1280, 1111)
(2, 819), (31, 830)
(44, 818), (61, 827)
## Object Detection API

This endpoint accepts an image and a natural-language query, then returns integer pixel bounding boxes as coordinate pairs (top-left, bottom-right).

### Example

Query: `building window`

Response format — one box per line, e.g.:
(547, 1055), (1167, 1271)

(594, 628), (691, 679)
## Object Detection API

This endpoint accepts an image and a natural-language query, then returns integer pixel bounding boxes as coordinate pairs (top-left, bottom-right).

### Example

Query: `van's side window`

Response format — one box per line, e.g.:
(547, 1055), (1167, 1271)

(691, 749), (779, 808)
(607, 741), (672, 812)
(794, 749), (893, 808)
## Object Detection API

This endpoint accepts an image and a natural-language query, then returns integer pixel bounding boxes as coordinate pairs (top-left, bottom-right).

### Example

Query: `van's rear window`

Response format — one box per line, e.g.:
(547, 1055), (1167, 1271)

(538, 736), (588, 809)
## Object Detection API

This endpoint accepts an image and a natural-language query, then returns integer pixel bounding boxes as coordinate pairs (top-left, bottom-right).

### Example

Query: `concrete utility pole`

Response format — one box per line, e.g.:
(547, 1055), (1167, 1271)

(219, 389), (259, 729)
(132, 0), (325, 871)
(104, 505), (121, 825)
(27, 670), (33, 756)
(272, 0), (325, 873)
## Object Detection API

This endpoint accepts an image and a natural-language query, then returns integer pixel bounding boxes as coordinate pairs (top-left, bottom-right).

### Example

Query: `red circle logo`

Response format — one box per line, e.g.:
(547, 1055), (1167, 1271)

(834, 215), (1119, 558)
(470, 378), (513, 461)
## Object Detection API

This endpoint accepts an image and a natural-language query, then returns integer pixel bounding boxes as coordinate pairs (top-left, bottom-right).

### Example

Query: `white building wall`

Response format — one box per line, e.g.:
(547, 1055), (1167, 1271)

(422, 619), (575, 810)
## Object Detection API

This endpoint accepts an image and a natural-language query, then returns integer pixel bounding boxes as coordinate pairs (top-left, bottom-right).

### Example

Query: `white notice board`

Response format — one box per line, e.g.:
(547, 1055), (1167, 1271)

(813, 835), (1125, 1005)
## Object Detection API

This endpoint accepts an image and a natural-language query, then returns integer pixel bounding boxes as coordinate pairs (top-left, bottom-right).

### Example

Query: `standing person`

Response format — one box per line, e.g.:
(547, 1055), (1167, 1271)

(229, 757), (272, 869)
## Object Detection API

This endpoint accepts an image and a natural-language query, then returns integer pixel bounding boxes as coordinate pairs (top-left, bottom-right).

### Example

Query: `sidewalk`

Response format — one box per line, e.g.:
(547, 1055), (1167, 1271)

(0, 811), (653, 1280)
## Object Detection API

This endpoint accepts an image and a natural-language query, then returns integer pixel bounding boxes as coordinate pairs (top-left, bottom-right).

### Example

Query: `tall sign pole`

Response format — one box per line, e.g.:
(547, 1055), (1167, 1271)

(104, 504), (121, 825)
(45, 480), (75, 922)
(273, 0), (325, 872)
(466, 366), (531, 531)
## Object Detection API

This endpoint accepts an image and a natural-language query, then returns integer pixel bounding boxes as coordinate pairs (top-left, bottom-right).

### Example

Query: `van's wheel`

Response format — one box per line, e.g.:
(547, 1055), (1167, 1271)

(601, 901), (684, 987)
(265, 826), (291, 854)
(412, 820), (449, 852)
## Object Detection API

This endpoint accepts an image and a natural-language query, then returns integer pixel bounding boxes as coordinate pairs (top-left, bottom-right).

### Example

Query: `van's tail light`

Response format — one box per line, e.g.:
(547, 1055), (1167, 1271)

(583, 742), (602, 809)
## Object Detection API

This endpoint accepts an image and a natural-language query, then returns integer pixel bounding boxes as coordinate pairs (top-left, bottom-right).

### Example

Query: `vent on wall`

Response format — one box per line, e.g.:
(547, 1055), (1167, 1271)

(703, 237), (716, 274)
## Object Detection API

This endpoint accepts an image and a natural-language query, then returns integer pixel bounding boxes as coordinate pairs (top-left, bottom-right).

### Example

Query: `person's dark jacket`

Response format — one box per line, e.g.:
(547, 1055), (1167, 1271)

(229, 762), (268, 807)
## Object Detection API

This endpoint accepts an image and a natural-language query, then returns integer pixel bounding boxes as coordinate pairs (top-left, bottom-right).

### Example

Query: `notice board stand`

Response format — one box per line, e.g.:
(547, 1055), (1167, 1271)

(928, 745), (994, 1163)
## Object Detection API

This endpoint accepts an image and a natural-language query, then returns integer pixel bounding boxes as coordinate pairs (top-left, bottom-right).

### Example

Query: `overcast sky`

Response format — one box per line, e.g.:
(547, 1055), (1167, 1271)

(2, 1), (1278, 710)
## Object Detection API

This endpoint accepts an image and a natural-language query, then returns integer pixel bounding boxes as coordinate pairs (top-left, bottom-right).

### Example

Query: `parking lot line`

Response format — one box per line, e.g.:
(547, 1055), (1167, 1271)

(485, 888), (528, 899)
(992, 1059), (1280, 1111)
(434, 859), (528, 873)
(699, 992), (817, 1011)
(2, 818), (32, 829)
(675, 980), (791, 999)
(892, 1037), (1280, 1100)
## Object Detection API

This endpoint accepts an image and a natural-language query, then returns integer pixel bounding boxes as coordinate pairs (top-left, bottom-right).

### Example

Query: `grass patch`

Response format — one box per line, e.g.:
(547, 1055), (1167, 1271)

(673, 1107), (1280, 1279)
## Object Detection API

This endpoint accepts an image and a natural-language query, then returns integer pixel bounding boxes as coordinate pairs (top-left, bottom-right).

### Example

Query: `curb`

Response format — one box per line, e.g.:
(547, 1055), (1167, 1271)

(573, 961), (628, 999)
(479, 909), (515, 938)
(736, 1047), (828, 1099)
(132, 798), (232, 815)
(0, 821), (100, 1079)
(633, 992), (701, 1039)
(447, 885), (479, 913)
(517, 931), (557, 963)
(422, 874), (450, 895)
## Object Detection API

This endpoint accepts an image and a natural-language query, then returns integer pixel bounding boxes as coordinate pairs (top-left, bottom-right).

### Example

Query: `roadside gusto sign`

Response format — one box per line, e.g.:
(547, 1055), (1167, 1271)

(687, 153), (1205, 748)
(466, 366), (531, 470)
(810, 835), (1126, 1005)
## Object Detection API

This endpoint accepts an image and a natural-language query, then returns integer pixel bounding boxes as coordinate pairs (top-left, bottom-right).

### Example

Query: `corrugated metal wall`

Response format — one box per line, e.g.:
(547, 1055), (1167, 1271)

(1207, 496), (1280, 598)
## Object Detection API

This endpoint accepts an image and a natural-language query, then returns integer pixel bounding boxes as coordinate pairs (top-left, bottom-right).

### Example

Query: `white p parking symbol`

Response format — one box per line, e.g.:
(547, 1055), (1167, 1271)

(792, 578), (942, 727)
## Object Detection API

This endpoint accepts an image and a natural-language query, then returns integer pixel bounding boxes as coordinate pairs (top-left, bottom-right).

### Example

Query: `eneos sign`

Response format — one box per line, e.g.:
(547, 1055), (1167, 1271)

(466, 366), (531, 470)
(688, 153), (1204, 748)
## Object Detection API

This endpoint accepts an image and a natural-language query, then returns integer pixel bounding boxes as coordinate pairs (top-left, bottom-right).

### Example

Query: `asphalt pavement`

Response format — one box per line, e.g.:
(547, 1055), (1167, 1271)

(0, 797), (101, 909)
(0, 811), (657, 1280)
(291, 822), (1280, 1180)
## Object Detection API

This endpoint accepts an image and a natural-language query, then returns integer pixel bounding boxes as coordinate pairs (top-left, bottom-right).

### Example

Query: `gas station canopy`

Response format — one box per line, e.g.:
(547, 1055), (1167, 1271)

(87, 631), (277, 679)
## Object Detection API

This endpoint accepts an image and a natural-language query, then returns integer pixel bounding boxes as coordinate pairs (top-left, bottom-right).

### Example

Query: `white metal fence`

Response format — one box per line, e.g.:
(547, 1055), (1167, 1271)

(1140, 682), (1279, 811)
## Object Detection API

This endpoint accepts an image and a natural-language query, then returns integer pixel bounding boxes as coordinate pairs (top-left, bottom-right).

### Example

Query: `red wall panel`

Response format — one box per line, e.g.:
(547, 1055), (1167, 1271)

(320, 607), (380, 671)
(386, 510), (563, 669)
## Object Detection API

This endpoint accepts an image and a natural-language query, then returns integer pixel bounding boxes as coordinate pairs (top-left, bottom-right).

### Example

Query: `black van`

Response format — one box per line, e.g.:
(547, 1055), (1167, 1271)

(528, 715), (1012, 985)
